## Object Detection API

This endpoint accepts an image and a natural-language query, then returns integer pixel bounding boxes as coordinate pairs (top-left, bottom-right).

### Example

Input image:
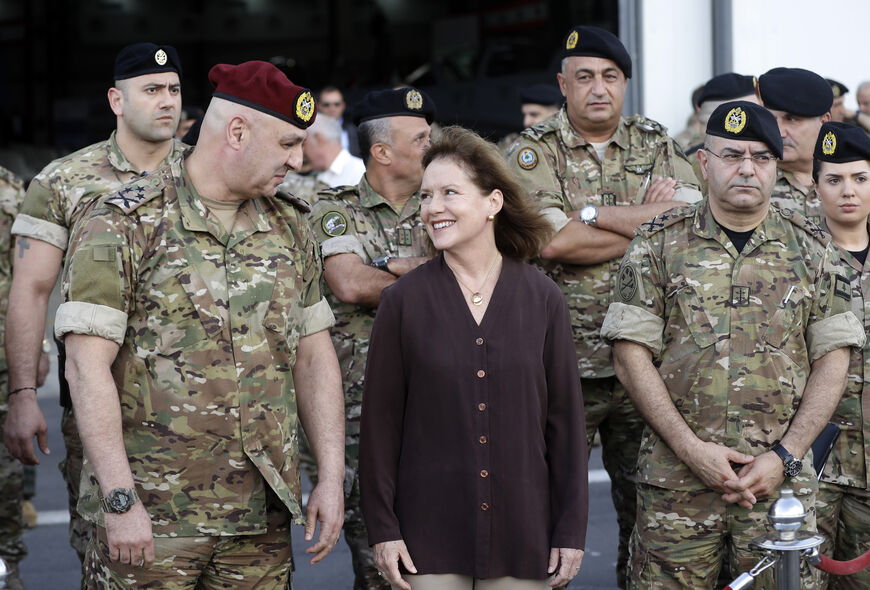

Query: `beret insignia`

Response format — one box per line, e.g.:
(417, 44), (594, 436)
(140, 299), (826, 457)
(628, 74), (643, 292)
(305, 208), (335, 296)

(724, 107), (747, 134)
(296, 90), (315, 124)
(822, 131), (837, 156)
(321, 211), (348, 237)
(405, 89), (423, 111)
(566, 30), (579, 50)
(832, 85), (842, 98)
(154, 49), (168, 66)
(517, 147), (538, 170)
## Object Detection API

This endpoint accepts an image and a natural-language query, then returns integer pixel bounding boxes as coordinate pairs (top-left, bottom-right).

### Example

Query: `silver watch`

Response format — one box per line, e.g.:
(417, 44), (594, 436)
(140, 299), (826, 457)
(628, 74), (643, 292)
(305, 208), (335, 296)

(579, 205), (599, 226)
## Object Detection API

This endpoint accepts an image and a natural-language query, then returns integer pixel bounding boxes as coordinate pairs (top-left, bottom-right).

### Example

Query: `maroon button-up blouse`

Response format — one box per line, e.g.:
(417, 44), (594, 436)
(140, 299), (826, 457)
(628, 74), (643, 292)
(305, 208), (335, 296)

(359, 255), (588, 580)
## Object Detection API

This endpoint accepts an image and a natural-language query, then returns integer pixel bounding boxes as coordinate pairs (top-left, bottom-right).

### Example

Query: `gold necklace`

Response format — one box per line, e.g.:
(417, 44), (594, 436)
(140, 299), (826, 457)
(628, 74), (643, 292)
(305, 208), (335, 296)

(450, 254), (502, 306)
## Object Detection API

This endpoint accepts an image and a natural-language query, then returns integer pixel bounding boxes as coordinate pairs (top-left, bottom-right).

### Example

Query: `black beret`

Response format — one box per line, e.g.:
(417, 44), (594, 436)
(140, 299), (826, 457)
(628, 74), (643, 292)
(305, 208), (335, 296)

(114, 42), (182, 81)
(758, 67), (833, 116)
(519, 84), (563, 107)
(814, 122), (870, 163)
(706, 100), (783, 159)
(698, 73), (758, 105)
(561, 26), (631, 79)
(827, 79), (849, 99)
(353, 88), (435, 126)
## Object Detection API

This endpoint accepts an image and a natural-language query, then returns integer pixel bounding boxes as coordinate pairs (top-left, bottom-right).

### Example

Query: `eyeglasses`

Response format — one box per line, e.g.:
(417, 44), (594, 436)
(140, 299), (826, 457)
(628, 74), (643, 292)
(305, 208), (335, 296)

(319, 102), (343, 108)
(705, 149), (776, 166)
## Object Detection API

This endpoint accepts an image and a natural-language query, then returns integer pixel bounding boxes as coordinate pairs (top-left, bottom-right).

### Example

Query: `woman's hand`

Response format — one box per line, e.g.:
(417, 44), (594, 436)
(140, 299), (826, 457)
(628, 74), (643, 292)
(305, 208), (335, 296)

(373, 539), (417, 590)
(548, 547), (584, 587)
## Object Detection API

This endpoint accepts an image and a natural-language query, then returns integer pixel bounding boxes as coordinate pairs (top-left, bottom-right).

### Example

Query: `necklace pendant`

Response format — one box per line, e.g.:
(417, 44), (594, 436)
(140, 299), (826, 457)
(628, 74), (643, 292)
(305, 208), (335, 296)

(471, 292), (483, 306)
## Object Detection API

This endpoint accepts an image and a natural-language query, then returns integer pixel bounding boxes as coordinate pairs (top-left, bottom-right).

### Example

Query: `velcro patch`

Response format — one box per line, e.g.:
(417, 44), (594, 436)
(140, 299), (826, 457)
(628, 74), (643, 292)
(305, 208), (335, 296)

(617, 264), (638, 302)
(834, 275), (851, 301)
(92, 246), (116, 262)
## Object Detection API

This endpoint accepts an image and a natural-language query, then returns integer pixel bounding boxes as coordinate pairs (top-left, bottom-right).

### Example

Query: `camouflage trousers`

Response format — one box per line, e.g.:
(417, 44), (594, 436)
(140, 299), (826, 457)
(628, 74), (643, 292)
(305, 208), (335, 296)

(629, 483), (821, 589)
(60, 404), (93, 573)
(83, 496), (293, 589)
(816, 481), (870, 590)
(582, 376), (643, 589)
(0, 371), (27, 590)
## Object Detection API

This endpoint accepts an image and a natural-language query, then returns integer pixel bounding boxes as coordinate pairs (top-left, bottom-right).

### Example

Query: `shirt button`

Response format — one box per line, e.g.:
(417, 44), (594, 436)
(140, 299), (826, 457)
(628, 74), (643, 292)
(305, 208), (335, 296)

(475, 337), (484, 345)
(480, 469), (489, 478)
(479, 436), (487, 444)
(478, 403), (487, 411)
(477, 370), (486, 378)
(480, 502), (489, 511)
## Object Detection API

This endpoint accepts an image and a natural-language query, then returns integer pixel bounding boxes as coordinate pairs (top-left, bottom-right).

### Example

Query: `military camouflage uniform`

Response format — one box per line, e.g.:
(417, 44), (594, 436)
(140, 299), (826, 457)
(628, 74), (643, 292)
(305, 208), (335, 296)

(816, 219), (870, 590)
(506, 105), (702, 587)
(10, 132), (187, 567)
(601, 200), (864, 588)
(55, 155), (334, 588)
(307, 176), (429, 590)
(279, 170), (328, 206)
(0, 166), (26, 590)
(771, 167), (823, 224)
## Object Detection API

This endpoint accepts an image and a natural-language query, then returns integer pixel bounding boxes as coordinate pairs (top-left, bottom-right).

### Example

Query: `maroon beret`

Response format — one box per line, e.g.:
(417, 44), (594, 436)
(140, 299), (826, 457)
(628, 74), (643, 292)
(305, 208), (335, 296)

(208, 61), (316, 129)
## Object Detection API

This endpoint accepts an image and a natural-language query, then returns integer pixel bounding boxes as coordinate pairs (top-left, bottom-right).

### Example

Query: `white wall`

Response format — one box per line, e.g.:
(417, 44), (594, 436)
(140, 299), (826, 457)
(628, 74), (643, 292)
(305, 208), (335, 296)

(729, 0), (870, 112)
(636, 0), (712, 135)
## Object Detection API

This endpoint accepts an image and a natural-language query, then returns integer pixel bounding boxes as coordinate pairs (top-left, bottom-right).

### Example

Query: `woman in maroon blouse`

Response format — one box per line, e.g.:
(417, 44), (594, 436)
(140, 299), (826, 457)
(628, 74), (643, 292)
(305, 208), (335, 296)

(359, 126), (589, 590)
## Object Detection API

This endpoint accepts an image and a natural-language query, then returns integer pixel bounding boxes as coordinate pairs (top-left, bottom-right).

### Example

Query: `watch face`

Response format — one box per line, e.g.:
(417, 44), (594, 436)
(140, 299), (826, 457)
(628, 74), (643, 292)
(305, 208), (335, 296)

(109, 490), (132, 512)
(785, 460), (802, 478)
(581, 206), (596, 222)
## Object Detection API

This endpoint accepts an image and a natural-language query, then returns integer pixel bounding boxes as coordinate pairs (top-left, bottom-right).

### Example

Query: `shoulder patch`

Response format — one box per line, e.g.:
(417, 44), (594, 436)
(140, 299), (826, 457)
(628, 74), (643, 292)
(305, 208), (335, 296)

(517, 147), (539, 170)
(772, 204), (831, 245)
(629, 114), (666, 136)
(321, 210), (348, 237)
(274, 190), (311, 213)
(105, 175), (164, 214)
(636, 204), (696, 237)
(617, 264), (639, 302)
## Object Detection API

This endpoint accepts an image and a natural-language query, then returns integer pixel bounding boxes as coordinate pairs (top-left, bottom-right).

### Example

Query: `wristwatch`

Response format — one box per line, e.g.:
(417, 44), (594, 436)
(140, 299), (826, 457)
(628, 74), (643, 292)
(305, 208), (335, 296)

(579, 205), (599, 227)
(100, 487), (140, 514)
(371, 254), (392, 273)
(772, 443), (803, 478)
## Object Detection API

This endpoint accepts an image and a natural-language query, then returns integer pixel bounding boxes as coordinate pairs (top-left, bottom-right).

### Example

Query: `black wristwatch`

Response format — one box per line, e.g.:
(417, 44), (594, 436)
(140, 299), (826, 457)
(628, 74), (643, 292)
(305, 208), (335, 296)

(371, 254), (392, 273)
(100, 487), (140, 514)
(772, 443), (803, 478)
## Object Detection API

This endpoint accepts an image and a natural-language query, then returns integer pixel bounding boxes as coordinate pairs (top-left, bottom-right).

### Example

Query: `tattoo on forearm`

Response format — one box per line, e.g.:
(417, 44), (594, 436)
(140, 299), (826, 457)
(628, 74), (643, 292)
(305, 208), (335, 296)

(17, 237), (30, 259)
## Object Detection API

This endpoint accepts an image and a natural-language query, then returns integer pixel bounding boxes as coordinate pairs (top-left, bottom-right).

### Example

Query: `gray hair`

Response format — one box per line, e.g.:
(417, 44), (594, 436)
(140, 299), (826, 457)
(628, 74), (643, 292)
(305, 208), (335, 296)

(858, 81), (870, 95)
(357, 118), (392, 164)
(307, 114), (342, 143)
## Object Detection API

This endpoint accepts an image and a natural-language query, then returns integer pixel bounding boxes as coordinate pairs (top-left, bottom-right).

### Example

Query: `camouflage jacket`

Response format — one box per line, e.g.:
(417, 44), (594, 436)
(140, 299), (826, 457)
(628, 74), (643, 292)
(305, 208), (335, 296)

(308, 176), (429, 432)
(507, 106), (702, 378)
(820, 218), (870, 489)
(12, 131), (188, 249)
(279, 170), (329, 207)
(0, 166), (24, 377)
(55, 156), (334, 536)
(770, 168), (822, 225)
(601, 199), (864, 491)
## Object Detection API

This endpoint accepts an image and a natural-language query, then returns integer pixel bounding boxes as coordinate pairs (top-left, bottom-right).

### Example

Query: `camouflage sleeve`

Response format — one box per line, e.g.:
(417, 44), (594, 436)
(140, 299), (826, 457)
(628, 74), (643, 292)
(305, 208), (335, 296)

(298, 215), (335, 337)
(660, 137), (702, 204)
(12, 170), (70, 249)
(506, 136), (568, 232)
(54, 208), (133, 345)
(600, 235), (666, 355)
(308, 199), (367, 262)
(805, 241), (866, 361)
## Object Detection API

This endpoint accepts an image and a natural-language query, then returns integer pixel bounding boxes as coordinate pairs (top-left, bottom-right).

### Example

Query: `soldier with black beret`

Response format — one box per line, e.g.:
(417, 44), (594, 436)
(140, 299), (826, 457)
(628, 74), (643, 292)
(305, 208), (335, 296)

(604, 101), (863, 588)
(307, 87), (436, 590)
(507, 25), (702, 588)
(812, 121), (870, 590)
(827, 79), (851, 123)
(4, 42), (186, 579)
(498, 83), (563, 153)
(758, 66), (833, 223)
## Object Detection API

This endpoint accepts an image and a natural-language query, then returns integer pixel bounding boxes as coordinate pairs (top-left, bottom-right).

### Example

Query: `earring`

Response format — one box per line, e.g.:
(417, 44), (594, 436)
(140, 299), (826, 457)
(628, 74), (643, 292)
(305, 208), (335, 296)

(487, 214), (495, 221)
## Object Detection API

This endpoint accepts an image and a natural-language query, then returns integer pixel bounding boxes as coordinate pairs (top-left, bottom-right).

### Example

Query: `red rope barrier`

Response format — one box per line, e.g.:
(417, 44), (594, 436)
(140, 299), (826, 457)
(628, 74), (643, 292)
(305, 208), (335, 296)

(813, 551), (870, 575)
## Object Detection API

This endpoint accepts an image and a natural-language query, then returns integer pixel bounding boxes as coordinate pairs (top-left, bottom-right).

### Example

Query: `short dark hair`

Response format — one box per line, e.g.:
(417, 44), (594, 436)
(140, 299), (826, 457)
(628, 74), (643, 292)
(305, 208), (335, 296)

(422, 126), (553, 260)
